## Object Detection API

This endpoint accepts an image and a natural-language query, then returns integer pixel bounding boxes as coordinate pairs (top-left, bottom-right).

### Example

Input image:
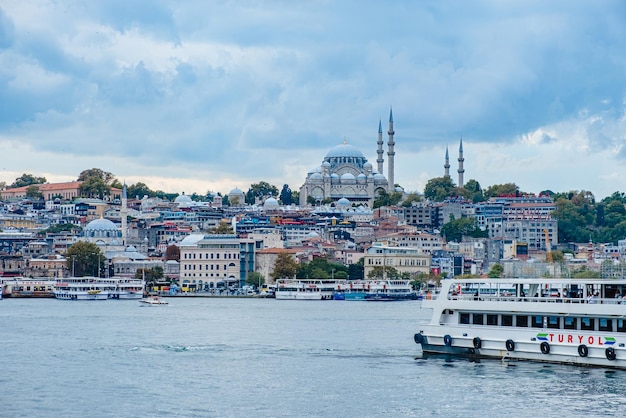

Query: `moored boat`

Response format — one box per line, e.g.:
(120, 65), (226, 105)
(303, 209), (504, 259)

(53, 277), (115, 300)
(110, 277), (145, 300)
(275, 279), (342, 300)
(364, 280), (418, 301)
(415, 277), (626, 368)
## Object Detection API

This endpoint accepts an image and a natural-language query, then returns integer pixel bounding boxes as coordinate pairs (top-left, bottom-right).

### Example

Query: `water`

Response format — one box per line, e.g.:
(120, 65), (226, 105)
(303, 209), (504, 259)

(2, 298), (625, 417)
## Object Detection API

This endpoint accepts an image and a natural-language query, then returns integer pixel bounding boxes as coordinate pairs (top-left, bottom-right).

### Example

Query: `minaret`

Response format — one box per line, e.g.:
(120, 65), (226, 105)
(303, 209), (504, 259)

(444, 146), (450, 178)
(376, 119), (384, 174)
(457, 138), (465, 187)
(387, 107), (395, 192)
(121, 181), (128, 246)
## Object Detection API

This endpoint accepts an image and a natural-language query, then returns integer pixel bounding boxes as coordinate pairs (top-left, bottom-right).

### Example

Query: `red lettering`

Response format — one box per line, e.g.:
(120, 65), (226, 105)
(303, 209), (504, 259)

(588, 336), (594, 345)
(567, 335), (573, 343)
(558, 334), (564, 343)
(598, 337), (603, 346)
(578, 335), (584, 343)
(549, 333), (554, 342)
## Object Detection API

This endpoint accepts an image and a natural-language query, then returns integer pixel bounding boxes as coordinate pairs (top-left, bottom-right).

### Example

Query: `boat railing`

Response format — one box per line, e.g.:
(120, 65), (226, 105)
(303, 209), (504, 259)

(447, 293), (624, 304)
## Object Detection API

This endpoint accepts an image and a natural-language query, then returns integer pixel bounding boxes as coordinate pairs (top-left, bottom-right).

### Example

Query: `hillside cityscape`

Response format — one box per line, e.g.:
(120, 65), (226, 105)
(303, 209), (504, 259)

(1, 134), (625, 292)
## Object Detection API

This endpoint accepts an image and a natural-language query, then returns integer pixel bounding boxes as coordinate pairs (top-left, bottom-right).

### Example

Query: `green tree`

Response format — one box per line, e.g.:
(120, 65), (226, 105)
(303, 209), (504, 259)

(297, 257), (348, 279)
(127, 182), (153, 199)
(440, 217), (488, 242)
(9, 173), (47, 188)
(487, 264), (504, 278)
(373, 190), (403, 208)
(40, 223), (82, 235)
(463, 179), (484, 202)
(424, 176), (456, 201)
(135, 266), (165, 292)
(79, 176), (110, 199)
(78, 168), (115, 184)
(65, 242), (104, 277)
(207, 222), (234, 234)
(246, 181), (279, 204)
(271, 252), (298, 280)
(483, 183), (520, 199)
(401, 193), (422, 207)
(367, 266), (400, 280)
(25, 185), (43, 200)
(347, 258), (364, 280)
(246, 272), (265, 288)
(280, 184), (293, 205)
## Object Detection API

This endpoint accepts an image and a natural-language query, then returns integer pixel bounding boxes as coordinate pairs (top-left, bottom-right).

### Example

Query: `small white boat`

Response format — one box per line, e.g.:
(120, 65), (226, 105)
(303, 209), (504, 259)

(139, 295), (168, 306)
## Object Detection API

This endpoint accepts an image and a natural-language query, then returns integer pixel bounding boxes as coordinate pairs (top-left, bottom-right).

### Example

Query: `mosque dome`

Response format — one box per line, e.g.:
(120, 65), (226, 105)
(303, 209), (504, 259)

(229, 187), (245, 196)
(174, 193), (193, 204)
(264, 197), (279, 208)
(309, 172), (323, 181)
(337, 197), (351, 208)
(363, 162), (373, 170)
(374, 173), (387, 182)
(340, 173), (356, 181)
(85, 218), (118, 232)
(357, 173), (367, 183)
(321, 161), (331, 167)
(325, 142), (365, 159)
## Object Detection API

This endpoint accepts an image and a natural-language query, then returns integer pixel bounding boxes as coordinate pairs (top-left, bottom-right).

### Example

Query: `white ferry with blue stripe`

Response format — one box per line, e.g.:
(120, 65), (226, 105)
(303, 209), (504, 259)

(415, 278), (626, 368)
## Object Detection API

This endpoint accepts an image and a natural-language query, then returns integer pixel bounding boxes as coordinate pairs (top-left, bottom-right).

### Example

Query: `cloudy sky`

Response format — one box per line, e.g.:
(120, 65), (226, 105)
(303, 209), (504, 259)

(1, 1), (625, 199)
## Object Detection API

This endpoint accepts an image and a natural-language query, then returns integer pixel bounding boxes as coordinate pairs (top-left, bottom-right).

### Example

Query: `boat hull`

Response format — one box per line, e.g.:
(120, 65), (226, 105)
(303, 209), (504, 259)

(54, 291), (110, 301)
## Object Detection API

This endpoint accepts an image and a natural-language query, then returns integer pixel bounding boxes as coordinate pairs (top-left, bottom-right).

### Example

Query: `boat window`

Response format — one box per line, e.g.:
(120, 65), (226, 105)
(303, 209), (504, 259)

(547, 316), (560, 329)
(502, 315), (513, 327)
(459, 313), (470, 324)
(599, 318), (613, 332)
(516, 315), (528, 327)
(617, 319), (626, 333)
(486, 314), (498, 326)
(581, 317), (595, 331)
(531, 315), (543, 328)
(472, 313), (484, 325)
(564, 317), (577, 330)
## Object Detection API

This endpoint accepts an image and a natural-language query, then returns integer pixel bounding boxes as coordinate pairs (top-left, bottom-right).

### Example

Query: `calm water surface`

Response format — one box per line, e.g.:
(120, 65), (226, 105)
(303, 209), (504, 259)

(2, 297), (625, 417)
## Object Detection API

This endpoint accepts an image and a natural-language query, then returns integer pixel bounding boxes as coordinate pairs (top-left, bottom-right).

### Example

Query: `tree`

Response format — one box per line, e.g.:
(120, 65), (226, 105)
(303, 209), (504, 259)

(165, 245), (180, 261)
(65, 242), (104, 277)
(127, 182), (154, 199)
(207, 222), (234, 234)
(440, 217), (488, 242)
(246, 272), (265, 288)
(40, 223), (82, 235)
(367, 266), (400, 280)
(280, 184), (293, 205)
(135, 266), (165, 292)
(271, 252), (298, 280)
(296, 257), (348, 279)
(347, 258), (364, 280)
(25, 185), (43, 200)
(401, 193), (422, 207)
(373, 190), (403, 208)
(487, 264), (504, 278)
(78, 168), (115, 184)
(9, 173), (47, 189)
(483, 183), (520, 199)
(424, 176), (456, 202)
(79, 176), (110, 199)
(246, 181), (279, 204)
(463, 179), (484, 203)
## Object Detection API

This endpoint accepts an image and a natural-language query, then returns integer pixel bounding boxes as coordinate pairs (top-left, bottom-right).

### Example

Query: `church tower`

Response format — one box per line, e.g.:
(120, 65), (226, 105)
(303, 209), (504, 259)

(444, 146), (450, 178)
(121, 181), (128, 246)
(376, 119), (384, 174)
(457, 138), (465, 187)
(387, 108), (395, 192)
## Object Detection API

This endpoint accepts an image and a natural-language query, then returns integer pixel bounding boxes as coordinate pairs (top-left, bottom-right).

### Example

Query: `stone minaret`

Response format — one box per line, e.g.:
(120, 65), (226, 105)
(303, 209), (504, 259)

(376, 119), (384, 174)
(457, 138), (465, 187)
(387, 108), (395, 192)
(121, 181), (128, 246)
(444, 146), (450, 178)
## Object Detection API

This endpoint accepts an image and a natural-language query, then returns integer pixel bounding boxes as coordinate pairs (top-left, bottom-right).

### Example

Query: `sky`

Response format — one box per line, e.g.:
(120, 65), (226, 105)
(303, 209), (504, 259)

(1, 1), (626, 200)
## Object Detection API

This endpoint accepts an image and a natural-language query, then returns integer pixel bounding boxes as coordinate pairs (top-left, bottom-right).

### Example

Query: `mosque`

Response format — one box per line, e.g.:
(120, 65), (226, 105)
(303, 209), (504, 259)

(299, 109), (397, 207)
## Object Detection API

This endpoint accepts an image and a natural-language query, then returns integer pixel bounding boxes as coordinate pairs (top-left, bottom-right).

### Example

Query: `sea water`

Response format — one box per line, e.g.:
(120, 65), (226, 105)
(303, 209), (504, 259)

(1, 298), (625, 417)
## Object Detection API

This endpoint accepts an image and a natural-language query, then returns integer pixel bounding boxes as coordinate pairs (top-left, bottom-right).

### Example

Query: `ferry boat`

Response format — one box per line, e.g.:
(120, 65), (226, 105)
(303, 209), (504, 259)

(110, 277), (145, 300)
(364, 279), (418, 301)
(275, 279), (342, 300)
(2, 279), (56, 298)
(53, 277), (116, 300)
(414, 278), (626, 368)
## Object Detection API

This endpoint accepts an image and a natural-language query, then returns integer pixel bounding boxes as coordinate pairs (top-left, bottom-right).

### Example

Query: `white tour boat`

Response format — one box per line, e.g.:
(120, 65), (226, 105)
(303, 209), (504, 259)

(415, 277), (626, 368)
(364, 279), (418, 301)
(53, 277), (116, 300)
(139, 295), (168, 305)
(111, 277), (145, 300)
(275, 279), (342, 300)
